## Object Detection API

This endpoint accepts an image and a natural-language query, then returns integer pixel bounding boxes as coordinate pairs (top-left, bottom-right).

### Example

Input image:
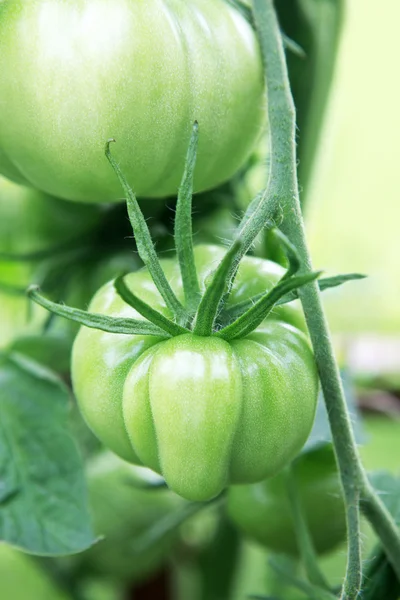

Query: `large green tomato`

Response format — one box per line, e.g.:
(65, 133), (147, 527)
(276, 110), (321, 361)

(0, 0), (264, 203)
(77, 452), (183, 582)
(227, 445), (347, 555)
(72, 245), (318, 501)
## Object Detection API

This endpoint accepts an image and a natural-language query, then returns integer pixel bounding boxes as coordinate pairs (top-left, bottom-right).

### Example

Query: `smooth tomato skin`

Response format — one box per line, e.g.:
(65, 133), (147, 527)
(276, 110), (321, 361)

(227, 445), (347, 556)
(123, 325), (318, 501)
(0, 0), (264, 203)
(72, 246), (318, 500)
(0, 177), (100, 256)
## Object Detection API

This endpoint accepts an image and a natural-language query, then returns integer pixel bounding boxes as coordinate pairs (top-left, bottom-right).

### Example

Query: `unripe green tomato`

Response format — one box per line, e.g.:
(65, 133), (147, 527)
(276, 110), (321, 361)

(0, 545), (70, 600)
(0, 176), (100, 257)
(0, 0), (264, 203)
(0, 176), (99, 347)
(227, 445), (347, 556)
(72, 245), (318, 501)
(78, 452), (183, 582)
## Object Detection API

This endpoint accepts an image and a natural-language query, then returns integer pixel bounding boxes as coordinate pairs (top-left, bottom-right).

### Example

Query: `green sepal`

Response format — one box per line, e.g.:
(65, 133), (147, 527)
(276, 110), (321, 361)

(114, 275), (189, 337)
(216, 270), (321, 341)
(276, 272), (367, 305)
(105, 140), (188, 325)
(174, 121), (201, 313)
(27, 286), (169, 338)
(272, 228), (301, 279)
(193, 240), (242, 336)
(224, 271), (366, 323)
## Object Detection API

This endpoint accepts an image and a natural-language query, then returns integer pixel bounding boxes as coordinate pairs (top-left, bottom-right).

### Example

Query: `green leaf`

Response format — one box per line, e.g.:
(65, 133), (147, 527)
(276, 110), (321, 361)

(105, 139), (188, 324)
(114, 275), (188, 337)
(27, 286), (168, 338)
(174, 121), (201, 313)
(217, 270), (321, 341)
(193, 241), (242, 336)
(361, 546), (400, 600)
(0, 353), (95, 555)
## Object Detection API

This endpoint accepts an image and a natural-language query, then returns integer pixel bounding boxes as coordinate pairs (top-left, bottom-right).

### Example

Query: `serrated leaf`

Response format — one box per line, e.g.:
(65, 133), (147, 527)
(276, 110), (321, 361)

(0, 353), (95, 555)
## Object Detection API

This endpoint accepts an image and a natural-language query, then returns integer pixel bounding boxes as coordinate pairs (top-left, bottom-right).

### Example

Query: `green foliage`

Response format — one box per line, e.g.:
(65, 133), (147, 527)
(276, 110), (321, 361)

(0, 353), (94, 555)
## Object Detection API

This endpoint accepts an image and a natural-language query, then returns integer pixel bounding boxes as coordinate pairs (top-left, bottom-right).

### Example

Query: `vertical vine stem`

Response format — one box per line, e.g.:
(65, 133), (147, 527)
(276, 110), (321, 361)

(252, 0), (400, 597)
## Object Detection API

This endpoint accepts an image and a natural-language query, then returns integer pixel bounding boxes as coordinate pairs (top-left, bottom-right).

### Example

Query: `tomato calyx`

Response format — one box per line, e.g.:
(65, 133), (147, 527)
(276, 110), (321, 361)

(28, 124), (363, 341)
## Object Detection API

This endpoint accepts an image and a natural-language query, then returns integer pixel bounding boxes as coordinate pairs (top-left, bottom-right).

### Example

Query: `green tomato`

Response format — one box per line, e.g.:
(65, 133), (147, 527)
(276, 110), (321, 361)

(227, 445), (347, 555)
(0, 0), (264, 203)
(0, 545), (70, 600)
(0, 176), (100, 347)
(0, 176), (100, 257)
(72, 245), (318, 501)
(77, 452), (183, 583)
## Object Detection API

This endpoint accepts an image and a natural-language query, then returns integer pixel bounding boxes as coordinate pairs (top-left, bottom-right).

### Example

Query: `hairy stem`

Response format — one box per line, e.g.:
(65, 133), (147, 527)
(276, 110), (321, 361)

(253, 0), (400, 592)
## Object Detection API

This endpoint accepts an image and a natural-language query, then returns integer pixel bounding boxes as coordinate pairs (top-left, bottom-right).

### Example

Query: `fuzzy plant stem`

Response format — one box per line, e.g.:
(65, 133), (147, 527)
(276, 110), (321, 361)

(252, 1), (400, 597)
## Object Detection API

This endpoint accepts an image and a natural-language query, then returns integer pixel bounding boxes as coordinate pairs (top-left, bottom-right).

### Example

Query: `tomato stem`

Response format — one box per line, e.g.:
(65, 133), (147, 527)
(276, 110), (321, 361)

(193, 240), (242, 336)
(252, 0), (400, 596)
(174, 121), (201, 314)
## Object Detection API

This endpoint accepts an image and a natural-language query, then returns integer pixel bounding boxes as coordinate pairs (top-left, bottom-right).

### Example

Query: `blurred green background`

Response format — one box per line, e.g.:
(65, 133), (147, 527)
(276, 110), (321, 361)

(1, 1), (400, 599)
(308, 0), (400, 341)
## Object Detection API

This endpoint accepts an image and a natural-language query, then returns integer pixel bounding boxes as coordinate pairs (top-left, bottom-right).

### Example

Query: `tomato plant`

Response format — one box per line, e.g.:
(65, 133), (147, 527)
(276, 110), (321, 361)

(77, 452), (182, 582)
(0, 0), (264, 203)
(70, 245), (318, 501)
(227, 444), (346, 556)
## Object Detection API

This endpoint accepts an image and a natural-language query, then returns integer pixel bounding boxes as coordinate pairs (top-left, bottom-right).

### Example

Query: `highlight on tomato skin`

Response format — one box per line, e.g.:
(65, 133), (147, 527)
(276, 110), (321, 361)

(0, 0), (265, 203)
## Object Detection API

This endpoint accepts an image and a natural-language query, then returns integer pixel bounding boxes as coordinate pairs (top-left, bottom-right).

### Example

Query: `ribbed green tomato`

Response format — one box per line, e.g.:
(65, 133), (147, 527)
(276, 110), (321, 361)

(227, 445), (347, 555)
(0, 0), (264, 203)
(72, 246), (318, 501)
